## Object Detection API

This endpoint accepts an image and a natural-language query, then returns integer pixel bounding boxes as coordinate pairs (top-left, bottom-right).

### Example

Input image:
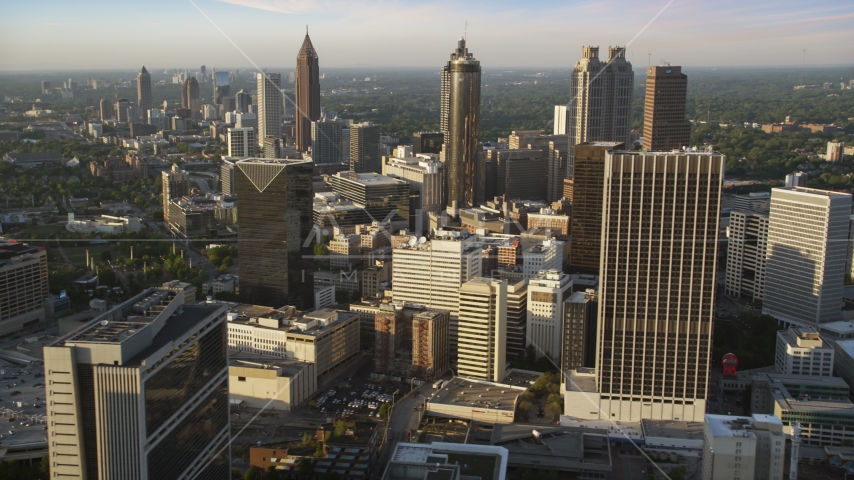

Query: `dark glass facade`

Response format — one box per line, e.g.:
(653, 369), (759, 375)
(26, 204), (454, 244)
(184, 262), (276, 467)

(77, 364), (99, 480)
(235, 160), (315, 309)
(446, 58), (481, 208)
(328, 173), (410, 229)
(413, 132), (444, 155)
(147, 380), (229, 480)
(144, 323), (227, 436)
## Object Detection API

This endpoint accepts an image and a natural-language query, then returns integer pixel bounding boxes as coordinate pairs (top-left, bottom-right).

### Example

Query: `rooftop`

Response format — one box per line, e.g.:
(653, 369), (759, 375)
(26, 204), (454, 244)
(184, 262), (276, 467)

(63, 290), (177, 345)
(428, 377), (526, 411)
(641, 419), (704, 442)
(225, 303), (359, 337)
(705, 415), (758, 438)
(333, 171), (408, 186)
(235, 158), (311, 165)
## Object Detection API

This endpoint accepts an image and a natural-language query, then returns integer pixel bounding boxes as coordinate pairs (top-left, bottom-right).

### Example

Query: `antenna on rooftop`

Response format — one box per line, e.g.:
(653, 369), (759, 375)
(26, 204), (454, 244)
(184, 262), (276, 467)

(464, 20), (467, 41)
(800, 49), (806, 86)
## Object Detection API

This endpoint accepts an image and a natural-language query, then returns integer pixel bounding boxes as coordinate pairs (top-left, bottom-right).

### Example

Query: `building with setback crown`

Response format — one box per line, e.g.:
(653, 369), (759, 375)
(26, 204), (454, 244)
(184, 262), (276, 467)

(762, 187), (851, 327)
(441, 38), (481, 209)
(643, 65), (690, 151)
(137, 65), (152, 113)
(257, 72), (282, 147)
(235, 159), (315, 309)
(295, 30), (321, 152)
(0, 240), (49, 333)
(566, 151), (723, 422)
(554, 46), (633, 179)
(44, 288), (231, 480)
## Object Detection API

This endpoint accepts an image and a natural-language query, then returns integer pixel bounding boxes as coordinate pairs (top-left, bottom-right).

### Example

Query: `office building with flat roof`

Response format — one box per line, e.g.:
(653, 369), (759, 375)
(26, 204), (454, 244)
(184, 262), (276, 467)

(44, 288), (231, 479)
(561, 290), (598, 385)
(763, 187), (851, 327)
(257, 72), (282, 146)
(385, 155), (443, 234)
(227, 127), (256, 158)
(350, 122), (381, 174)
(642, 65), (690, 151)
(0, 241), (49, 333)
(701, 414), (785, 480)
(228, 355), (316, 411)
(725, 210), (770, 301)
(161, 164), (189, 224)
(412, 131), (444, 155)
(328, 171), (410, 229)
(527, 270), (571, 363)
(505, 279), (528, 361)
(458, 277), (507, 382)
(775, 327), (834, 376)
(312, 118), (344, 165)
(235, 158), (314, 309)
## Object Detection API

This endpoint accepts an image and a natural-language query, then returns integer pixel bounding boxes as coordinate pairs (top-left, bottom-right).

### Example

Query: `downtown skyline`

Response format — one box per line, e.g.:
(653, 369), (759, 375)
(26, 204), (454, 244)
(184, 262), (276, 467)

(1, 0), (852, 70)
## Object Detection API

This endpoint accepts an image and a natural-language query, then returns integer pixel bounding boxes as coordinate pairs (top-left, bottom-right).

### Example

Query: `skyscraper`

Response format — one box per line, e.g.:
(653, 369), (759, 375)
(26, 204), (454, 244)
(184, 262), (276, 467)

(441, 38), (481, 208)
(350, 122), (381, 173)
(235, 159), (314, 309)
(161, 165), (189, 224)
(555, 46), (633, 178)
(594, 150), (723, 422)
(0, 240), (48, 333)
(295, 30), (321, 152)
(137, 65), (152, 113)
(527, 269), (572, 362)
(568, 141), (624, 274)
(213, 69), (230, 104)
(311, 118), (343, 164)
(201, 65), (206, 80)
(181, 76), (200, 112)
(458, 277), (507, 382)
(725, 211), (770, 302)
(412, 132), (444, 155)
(257, 72), (282, 146)
(642, 65), (691, 151)
(44, 288), (231, 480)
(99, 98), (112, 120)
(221, 157), (236, 196)
(762, 187), (851, 327)
(235, 88), (252, 113)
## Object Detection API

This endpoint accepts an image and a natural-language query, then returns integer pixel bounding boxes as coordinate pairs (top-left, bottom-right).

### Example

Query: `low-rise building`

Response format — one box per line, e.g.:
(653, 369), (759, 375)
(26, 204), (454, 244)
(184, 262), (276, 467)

(226, 304), (361, 380)
(383, 442), (508, 480)
(489, 424), (608, 478)
(65, 212), (141, 234)
(775, 327), (834, 376)
(522, 238), (563, 280)
(329, 233), (360, 268)
(168, 194), (237, 239)
(526, 208), (569, 235)
(362, 259), (391, 299)
(314, 285), (335, 309)
(425, 377), (526, 424)
(202, 274), (236, 296)
(701, 414), (786, 480)
(228, 356), (316, 411)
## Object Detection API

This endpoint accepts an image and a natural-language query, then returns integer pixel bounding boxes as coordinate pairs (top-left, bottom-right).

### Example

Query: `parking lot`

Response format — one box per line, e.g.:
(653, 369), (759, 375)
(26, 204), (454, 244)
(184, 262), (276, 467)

(313, 379), (403, 420)
(0, 361), (49, 452)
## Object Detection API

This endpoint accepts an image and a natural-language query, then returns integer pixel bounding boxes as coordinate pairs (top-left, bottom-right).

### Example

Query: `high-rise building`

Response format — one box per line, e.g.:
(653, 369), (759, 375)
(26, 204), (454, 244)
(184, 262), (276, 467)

(327, 171), (410, 229)
(412, 309), (451, 379)
(561, 290), (598, 378)
(555, 46), (633, 179)
(505, 279), (528, 361)
(642, 65), (690, 151)
(547, 137), (570, 203)
(374, 303), (407, 371)
(526, 269), (571, 362)
(99, 98), (112, 120)
(350, 122), (381, 173)
(40, 80), (50, 94)
(44, 288), (231, 480)
(568, 141), (624, 273)
(592, 150), (724, 422)
(234, 88), (252, 113)
(295, 30), (321, 152)
(227, 127), (256, 158)
(257, 72), (282, 146)
(201, 65), (206, 80)
(522, 238), (564, 280)
(385, 155), (443, 233)
(311, 118), (343, 164)
(214, 69), (230, 104)
(441, 38), (481, 209)
(235, 159), (314, 309)
(762, 187), (851, 327)
(412, 132), (444, 155)
(115, 98), (131, 123)
(0, 240), (49, 333)
(391, 231), (482, 359)
(221, 157), (236, 195)
(137, 65), (152, 112)
(181, 77), (200, 112)
(458, 277), (507, 382)
(827, 141), (844, 161)
(161, 164), (189, 224)
(485, 149), (548, 201)
(725, 211), (770, 302)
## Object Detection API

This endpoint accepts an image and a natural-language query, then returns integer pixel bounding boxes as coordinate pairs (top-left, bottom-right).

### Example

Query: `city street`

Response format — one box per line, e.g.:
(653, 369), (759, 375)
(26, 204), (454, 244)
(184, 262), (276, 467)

(374, 385), (430, 477)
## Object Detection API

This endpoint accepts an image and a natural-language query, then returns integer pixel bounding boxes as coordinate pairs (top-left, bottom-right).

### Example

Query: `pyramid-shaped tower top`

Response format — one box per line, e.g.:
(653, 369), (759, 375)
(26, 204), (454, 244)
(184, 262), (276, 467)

(298, 27), (317, 58)
(140, 65), (149, 74)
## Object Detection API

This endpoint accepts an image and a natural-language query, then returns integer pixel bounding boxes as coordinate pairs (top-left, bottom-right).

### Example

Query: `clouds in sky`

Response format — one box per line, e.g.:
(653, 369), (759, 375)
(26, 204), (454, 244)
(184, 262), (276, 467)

(0, 0), (851, 70)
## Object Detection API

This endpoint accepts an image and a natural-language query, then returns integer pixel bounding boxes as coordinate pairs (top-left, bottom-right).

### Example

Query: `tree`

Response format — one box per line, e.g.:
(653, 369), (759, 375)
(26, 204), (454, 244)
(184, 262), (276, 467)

(314, 243), (329, 257)
(297, 458), (313, 480)
(100, 250), (112, 262)
(334, 420), (347, 437)
(243, 468), (258, 480)
(667, 465), (689, 480)
(152, 210), (164, 221)
(545, 402), (562, 421)
(379, 403), (391, 418)
(221, 256), (233, 268)
(518, 400), (534, 416)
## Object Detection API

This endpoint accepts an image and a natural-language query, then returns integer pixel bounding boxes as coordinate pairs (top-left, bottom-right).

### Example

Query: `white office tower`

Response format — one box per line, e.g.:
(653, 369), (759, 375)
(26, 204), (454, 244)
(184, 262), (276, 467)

(227, 127), (256, 158)
(526, 269), (571, 363)
(392, 230), (482, 361)
(256, 72), (282, 146)
(457, 278), (507, 382)
(44, 288), (231, 480)
(762, 187), (851, 327)
(725, 211), (769, 302)
(385, 155), (444, 234)
(554, 46), (633, 178)
(522, 238), (564, 280)
(775, 327), (834, 376)
(701, 414), (786, 480)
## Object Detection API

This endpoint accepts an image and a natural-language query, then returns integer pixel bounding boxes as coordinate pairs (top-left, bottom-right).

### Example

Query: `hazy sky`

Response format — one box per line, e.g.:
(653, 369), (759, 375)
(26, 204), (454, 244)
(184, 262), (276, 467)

(1, 0), (852, 71)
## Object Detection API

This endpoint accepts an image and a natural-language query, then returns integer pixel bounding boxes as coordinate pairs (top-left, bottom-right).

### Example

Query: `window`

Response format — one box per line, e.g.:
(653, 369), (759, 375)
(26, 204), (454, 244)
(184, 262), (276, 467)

(238, 377), (246, 382)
